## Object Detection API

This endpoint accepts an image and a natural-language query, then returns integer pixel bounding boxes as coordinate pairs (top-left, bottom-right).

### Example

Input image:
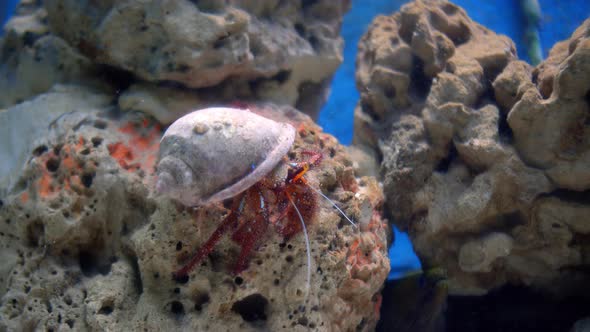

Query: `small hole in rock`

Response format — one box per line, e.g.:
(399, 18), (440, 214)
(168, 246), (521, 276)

(309, 35), (320, 50)
(33, 145), (48, 156)
(272, 70), (291, 84)
(234, 276), (243, 285)
(435, 145), (457, 173)
(298, 316), (309, 326)
(174, 274), (189, 284)
(46, 158), (60, 172)
(213, 35), (228, 49)
(93, 120), (108, 129)
(91, 137), (103, 147)
(26, 220), (45, 247)
(81, 173), (94, 188)
(232, 294), (268, 322)
(53, 144), (63, 155)
(294, 23), (305, 37)
(79, 251), (112, 277)
(194, 293), (210, 311)
(170, 301), (184, 315)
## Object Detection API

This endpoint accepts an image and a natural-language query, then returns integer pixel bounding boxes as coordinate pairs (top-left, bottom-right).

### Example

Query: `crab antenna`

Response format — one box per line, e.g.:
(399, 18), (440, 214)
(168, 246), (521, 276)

(306, 185), (357, 228)
(287, 194), (311, 301)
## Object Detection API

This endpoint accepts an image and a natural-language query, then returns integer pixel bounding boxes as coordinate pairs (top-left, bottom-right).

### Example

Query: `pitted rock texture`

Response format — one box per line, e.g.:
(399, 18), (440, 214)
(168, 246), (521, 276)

(0, 0), (349, 118)
(0, 92), (389, 331)
(0, 85), (115, 197)
(38, 0), (350, 118)
(0, 0), (103, 108)
(354, 0), (590, 295)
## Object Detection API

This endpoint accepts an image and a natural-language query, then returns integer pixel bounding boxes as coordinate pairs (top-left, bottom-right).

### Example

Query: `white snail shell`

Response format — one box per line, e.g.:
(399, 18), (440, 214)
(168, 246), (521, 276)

(156, 107), (296, 206)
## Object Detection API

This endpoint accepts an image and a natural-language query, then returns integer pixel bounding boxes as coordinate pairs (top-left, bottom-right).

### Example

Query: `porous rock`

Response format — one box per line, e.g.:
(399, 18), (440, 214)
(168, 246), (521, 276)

(354, 0), (590, 295)
(508, 21), (590, 191)
(42, 0), (350, 118)
(0, 1), (102, 108)
(0, 85), (114, 197)
(0, 92), (389, 331)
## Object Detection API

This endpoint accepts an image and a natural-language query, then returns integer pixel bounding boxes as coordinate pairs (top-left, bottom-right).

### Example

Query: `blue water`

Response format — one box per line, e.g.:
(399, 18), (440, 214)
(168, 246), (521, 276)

(0, 0), (17, 29)
(2, 0), (589, 280)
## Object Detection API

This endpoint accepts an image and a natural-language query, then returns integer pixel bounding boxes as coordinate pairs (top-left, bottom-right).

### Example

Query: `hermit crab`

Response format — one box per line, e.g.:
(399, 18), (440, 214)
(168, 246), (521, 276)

(155, 106), (355, 295)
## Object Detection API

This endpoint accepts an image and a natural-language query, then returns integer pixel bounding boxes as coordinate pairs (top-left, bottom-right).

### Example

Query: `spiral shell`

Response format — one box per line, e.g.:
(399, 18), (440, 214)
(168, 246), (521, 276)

(156, 107), (296, 206)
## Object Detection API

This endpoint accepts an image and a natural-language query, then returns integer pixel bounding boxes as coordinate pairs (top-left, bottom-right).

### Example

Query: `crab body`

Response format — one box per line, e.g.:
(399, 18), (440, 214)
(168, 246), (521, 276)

(155, 106), (326, 278)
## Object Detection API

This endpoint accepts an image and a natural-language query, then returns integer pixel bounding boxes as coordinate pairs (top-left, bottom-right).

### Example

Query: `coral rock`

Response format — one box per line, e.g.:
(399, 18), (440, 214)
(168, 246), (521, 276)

(0, 1), (101, 108)
(0, 90), (388, 331)
(354, 0), (590, 295)
(43, 0), (351, 118)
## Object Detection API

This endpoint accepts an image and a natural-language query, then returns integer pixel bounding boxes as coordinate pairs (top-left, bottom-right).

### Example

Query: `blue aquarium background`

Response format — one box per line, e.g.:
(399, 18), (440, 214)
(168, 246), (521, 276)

(2, 0), (589, 281)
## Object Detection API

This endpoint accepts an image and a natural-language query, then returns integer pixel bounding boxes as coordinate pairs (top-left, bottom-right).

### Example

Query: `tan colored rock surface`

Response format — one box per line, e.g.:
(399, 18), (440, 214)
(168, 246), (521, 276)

(0, 91), (389, 330)
(0, 0), (350, 118)
(40, 0), (350, 118)
(508, 22), (590, 191)
(354, 0), (590, 295)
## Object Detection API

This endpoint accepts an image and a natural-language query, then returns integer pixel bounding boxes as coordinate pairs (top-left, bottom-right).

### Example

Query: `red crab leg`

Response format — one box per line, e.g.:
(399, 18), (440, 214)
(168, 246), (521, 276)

(231, 214), (267, 274)
(174, 196), (243, 279)
(231, 190), (269, 274)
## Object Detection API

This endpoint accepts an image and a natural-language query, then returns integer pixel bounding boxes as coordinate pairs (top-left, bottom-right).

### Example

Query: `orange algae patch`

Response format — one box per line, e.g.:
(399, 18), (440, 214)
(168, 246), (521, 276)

(108, 142), (137, 170)
(108, 142), (134, 161)
(30, 140), (91, 200)
(347, 238), (373, 267)
(32, 148), (69, 199)
(38, 170), (55, 198)
(129, 126), (160, 151)
(109, 121), (160, 173)
(76, 136), (85, 150)
(20, 191), (29, 203)
(118, 122), (136, 135)
(61, 154), (77, 170)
